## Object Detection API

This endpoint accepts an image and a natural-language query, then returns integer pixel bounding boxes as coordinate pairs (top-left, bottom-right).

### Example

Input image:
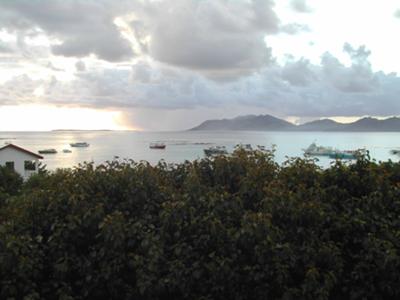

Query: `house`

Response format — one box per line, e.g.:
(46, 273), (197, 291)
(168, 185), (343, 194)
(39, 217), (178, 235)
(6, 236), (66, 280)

(0, 144), (43, 180)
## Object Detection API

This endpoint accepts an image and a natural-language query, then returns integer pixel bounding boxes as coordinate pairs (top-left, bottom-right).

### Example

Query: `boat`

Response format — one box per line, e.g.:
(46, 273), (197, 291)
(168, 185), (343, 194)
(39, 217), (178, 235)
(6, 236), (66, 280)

(329, 149), (366, 160)
(63, 149), (72, 153)
(204, 146), (228, 156)
(149, 142), (166, 149)
(390, 149), (400, 155)
(303, 142), (335, 156)
(70, 142), (89, 147)
(241, 144), (252, 150)
(329, 151), (356, 160)
(38, 149), (57, 154)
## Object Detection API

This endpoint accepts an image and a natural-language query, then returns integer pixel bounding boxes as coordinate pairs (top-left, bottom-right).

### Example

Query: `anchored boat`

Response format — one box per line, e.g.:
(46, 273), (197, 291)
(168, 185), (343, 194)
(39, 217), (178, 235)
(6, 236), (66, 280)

(204, 146), (228, 156)
(329, 149), (366, 160)
(390, 149), (400, 155)
(38, 149), (57, 154)
(303, 142), (335, 156)
(70, 142), (89, 147)
(149, 142), (166, 149)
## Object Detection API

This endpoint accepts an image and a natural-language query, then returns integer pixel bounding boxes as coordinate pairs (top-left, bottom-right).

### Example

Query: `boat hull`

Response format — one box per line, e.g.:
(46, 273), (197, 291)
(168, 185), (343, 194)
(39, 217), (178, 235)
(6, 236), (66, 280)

(329, 152), (358, 159)
(39, 149), (57, 154)
(204, 149), (227, 156)
(70, 143), (89, 147)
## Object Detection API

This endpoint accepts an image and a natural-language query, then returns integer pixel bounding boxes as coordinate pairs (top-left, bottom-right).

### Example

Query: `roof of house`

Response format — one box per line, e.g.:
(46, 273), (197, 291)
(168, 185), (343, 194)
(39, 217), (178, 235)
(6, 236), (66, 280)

(0, 143), (43, 159)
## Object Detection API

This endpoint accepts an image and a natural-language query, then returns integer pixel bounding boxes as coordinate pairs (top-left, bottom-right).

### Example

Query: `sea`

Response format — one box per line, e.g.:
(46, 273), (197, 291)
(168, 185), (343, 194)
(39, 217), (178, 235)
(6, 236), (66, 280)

(1, 130), (399, 170)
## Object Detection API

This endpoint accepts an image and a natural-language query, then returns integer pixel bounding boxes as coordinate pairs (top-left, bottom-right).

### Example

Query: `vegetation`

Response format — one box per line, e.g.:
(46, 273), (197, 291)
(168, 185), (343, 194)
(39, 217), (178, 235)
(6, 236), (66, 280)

(1, 148), (400, 299)
(0, 165), (23, 207)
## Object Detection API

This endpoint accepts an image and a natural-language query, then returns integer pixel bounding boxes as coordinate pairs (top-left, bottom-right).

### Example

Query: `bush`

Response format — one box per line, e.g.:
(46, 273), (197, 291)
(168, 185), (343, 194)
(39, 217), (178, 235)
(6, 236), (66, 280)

(0, 165), (23, 195)
(0, 165), (23, 206)
(0, 149), (400, 299)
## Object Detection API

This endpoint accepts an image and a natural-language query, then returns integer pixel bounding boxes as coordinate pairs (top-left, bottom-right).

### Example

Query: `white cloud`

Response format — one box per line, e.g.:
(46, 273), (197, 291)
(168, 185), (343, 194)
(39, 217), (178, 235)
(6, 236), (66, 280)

(289, 0), (312, 13)
(280, 23), (311, 35)
(75, 60), (86, 72)
(2, 43), (400, 129)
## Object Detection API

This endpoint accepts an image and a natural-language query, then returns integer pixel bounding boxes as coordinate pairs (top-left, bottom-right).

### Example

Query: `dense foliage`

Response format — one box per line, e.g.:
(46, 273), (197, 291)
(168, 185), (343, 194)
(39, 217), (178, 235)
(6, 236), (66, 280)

(0, 165), (23, 207)
(1, 148), (400, 299)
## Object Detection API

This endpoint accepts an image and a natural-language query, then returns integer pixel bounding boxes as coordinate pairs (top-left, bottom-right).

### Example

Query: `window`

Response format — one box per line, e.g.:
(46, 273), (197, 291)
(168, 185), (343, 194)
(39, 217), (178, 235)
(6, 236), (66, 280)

(5, 161), (14, 170)
(24, 160), (36, 171)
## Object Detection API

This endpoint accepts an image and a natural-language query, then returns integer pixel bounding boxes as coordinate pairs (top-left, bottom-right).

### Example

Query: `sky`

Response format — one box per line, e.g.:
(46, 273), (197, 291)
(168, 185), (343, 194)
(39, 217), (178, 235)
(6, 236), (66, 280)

(0, 0), (400, 131)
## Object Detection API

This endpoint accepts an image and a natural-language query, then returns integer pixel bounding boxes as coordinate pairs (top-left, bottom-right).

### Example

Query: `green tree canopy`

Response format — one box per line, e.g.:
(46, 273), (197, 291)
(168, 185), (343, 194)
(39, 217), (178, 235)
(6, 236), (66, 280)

(1, 148), (399, 299)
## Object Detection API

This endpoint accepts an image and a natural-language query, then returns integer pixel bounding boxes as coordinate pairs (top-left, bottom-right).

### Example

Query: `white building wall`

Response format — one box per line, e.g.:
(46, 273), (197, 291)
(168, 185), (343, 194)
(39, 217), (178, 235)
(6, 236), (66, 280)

(0, 147), (39, 180)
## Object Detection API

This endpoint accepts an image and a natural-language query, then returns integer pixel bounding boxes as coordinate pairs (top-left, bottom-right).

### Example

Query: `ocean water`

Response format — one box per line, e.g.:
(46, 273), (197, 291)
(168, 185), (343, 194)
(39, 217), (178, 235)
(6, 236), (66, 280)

(1, 130), (399, 170)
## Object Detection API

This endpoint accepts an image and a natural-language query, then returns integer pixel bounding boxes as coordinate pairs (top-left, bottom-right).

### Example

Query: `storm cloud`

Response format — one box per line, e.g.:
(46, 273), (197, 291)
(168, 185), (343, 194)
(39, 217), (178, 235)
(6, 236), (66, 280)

(0, 0), (399, 130)
(128, 0), (280, 78)
(0, 0), (134, 61)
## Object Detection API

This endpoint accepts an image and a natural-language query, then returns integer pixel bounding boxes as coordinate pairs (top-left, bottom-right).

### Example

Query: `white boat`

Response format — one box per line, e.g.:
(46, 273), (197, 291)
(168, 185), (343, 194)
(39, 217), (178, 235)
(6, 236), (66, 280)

(303, 142), (335, 156)
(70, 142), (89, 147)
(63, 149), (72, 153)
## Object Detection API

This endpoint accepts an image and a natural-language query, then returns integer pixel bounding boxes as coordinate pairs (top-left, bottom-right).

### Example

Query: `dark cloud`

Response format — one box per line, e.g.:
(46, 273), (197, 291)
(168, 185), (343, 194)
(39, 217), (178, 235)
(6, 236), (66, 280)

(0, 1), (398, 130)
(130, 0), (279, 78)
(289, 0), (312, 13)
(281, 58), (316, 86)
(0, 0), (291, 78)
(0, 0), (134, 61)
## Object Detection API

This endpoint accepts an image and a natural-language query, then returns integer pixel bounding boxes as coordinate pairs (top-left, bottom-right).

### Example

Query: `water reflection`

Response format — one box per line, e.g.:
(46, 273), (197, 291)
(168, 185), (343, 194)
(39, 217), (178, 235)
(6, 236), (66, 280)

(0, 130), (399, 170)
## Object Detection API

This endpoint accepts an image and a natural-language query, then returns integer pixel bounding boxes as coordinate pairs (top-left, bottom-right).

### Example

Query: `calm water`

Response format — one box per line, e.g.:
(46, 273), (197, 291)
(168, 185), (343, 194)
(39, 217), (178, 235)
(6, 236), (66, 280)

(1, 130), (399, 170)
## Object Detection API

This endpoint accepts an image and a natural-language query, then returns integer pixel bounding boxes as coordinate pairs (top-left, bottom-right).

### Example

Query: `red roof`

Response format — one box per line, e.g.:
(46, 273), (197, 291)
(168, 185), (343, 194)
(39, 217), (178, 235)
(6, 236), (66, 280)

(0, 143), (43, 159)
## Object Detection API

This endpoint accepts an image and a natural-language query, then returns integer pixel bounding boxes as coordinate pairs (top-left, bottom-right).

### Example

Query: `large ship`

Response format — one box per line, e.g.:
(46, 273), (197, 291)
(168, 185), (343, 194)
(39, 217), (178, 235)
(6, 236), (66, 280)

(303, 142), (335, 156)
(329, 149), (367, 160)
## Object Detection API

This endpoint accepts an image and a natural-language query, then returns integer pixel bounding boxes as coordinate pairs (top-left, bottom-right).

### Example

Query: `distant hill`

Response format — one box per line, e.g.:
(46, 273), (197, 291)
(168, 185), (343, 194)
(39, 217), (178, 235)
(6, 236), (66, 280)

(190, 115), (295, 131)
(344, 117), (400, 131)
(190, 115), (400, 131)
(296, 119), (346, 131)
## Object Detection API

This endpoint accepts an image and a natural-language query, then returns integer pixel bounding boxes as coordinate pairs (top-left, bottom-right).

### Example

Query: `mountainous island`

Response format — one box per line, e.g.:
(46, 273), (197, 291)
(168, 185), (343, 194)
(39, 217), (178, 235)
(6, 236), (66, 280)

(190, 115), (400, 132)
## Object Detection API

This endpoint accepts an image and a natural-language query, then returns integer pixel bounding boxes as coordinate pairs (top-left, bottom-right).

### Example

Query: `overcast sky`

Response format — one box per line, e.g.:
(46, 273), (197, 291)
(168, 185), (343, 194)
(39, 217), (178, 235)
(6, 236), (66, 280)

(0, 0), (400, 131)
